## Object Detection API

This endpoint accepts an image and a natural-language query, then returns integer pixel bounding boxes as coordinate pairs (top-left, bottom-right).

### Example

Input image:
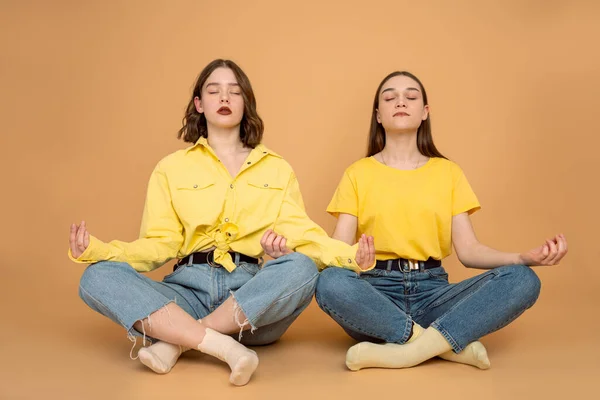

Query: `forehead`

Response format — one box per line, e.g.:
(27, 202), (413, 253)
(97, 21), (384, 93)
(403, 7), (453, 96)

(204, 67), (238, 87)
(380, 75), (421, 95)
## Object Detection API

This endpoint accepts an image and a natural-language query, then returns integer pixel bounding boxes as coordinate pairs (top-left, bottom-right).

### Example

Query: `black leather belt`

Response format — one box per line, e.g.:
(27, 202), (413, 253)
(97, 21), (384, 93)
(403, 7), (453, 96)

(374, 257), (441, 272)
(176, 251), (260, 270)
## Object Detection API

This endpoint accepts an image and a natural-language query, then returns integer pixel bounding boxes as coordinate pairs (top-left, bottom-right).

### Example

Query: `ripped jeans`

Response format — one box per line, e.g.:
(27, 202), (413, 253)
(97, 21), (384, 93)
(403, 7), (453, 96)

(78, 252), (318, 346)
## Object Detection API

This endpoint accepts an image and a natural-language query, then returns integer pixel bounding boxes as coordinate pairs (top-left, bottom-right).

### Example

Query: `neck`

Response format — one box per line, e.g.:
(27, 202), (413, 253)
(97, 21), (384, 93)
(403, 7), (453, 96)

(206, 124), (245, 154)
(382, 129), (421, 162)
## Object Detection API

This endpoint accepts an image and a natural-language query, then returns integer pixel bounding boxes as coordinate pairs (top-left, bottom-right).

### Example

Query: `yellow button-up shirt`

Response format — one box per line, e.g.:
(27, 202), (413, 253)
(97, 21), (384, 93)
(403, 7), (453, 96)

(69, 137), (370, 273)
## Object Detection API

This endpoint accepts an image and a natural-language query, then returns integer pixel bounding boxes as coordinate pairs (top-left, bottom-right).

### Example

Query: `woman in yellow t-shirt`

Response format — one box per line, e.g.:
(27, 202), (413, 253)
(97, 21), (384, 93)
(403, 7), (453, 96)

(68, 59), (374, 385)
(314, 71), (568, 370)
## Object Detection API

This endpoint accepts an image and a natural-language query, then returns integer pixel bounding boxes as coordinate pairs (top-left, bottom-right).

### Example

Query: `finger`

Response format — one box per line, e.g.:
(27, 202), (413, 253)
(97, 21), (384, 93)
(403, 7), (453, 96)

(272, 235), (284, 258)
(560, 234), (568, 253)
(541, 243), (549, 257)
(84, 231), (90, 248)
(278, 237), (288, 253)
(367, 236), (375, 264)
(272, 235), (283, 252)
(548, 238), (559, 263)
(355, 236), (363, 265)
(557, 234), (568, 256)
(552, 234), (567, 264)
(76, 221), (86, 250)
(79, 221), (89, 251)
(281, 238), (291, 254)
(260, 229), (272, 248)
(264, 231), (276, 254)
(69, 223), (79, 256)
(358, 234), (366, 264)
(542, 239), (557, 264)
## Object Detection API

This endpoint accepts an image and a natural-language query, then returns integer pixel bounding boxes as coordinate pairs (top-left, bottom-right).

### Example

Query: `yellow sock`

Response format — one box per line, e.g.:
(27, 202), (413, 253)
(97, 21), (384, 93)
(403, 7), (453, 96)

(346, 327), (451, 370)
(408, 323), (490, 369)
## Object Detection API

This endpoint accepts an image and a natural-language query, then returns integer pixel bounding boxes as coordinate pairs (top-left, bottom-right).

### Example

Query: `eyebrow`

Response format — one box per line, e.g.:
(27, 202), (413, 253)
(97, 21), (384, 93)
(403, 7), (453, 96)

(205, 82), (240, 88)
(381, 87), (421, 95)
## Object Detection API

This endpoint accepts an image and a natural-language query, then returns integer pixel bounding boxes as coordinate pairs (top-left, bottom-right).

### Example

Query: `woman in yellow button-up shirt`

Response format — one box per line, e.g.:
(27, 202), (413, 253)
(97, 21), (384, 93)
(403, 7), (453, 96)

(68, 59), (374, 386)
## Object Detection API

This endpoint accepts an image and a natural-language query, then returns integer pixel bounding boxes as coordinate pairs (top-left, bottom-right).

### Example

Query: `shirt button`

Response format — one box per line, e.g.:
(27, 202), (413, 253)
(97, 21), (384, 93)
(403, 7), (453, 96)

(225, 218), (229, 222)
(247, 161), (251, 165)
(193, 184), (198, 188)
(348, 259), (352, 263)
(264, 184), (268, 187)
(230, 184), (234, 189)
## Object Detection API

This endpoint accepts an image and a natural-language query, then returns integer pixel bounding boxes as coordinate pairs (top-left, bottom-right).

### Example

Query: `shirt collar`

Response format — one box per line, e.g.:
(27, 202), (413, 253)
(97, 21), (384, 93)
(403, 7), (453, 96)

(185, 136), (282, 159)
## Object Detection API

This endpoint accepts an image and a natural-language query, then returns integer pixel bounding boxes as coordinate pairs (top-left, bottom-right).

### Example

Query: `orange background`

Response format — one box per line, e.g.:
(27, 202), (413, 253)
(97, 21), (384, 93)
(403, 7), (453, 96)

(1, 1), (598, 399)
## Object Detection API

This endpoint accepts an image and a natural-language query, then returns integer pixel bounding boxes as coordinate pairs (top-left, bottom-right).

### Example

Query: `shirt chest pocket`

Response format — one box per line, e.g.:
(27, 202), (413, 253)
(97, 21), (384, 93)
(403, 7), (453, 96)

(238, 178), (286, 225)
(172, 179), (224, 226)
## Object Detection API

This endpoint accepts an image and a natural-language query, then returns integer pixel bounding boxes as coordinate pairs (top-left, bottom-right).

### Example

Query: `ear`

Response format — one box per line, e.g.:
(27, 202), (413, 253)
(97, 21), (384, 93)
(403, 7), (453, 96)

(376, 109), (381, 124)
(422, 104), (430, 121)
(194, 96), (203, 113)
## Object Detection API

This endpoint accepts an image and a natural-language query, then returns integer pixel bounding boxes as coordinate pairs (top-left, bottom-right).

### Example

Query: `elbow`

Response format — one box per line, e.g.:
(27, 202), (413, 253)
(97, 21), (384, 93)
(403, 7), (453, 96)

(456, 253), (472, 268)
(455, 243), (477, 269)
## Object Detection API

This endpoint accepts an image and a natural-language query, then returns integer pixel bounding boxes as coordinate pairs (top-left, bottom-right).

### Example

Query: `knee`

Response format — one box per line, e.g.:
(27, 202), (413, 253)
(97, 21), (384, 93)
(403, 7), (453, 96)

(315, 267), (355, 307)
(79, 261), (133, 299)
(277, 252), (319, 286)
(507, 265), (542, 307)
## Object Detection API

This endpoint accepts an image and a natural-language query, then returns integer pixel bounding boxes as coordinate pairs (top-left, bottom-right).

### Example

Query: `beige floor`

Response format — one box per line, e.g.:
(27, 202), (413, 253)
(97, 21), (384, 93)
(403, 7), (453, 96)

(2, 264), (598, 400)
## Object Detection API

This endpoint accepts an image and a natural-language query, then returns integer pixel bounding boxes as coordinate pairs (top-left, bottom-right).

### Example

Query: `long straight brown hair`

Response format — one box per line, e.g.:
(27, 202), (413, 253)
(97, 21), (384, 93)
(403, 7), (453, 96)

(367, 71), (445, 159)
(178, 59), (264, 147)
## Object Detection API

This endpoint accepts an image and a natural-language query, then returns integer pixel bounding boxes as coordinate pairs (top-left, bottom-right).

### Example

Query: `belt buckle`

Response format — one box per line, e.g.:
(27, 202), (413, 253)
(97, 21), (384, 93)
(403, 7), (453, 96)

(409, 259), (420, 271)
(399, 259), (411, 273)
(206, 250), (222, 268)
(400, 259), (421, 272)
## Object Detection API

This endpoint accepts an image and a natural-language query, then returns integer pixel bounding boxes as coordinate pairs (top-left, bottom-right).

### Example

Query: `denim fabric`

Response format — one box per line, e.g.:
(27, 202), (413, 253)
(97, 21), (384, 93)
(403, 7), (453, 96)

(79, 252), (318, 345)
(315, 265), (541, 352)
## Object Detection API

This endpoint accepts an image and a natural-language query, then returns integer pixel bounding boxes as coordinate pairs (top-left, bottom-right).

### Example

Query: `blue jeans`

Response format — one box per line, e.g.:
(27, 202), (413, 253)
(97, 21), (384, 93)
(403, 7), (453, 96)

(315, 265), (541, 352)
(78, 252), (318, 346)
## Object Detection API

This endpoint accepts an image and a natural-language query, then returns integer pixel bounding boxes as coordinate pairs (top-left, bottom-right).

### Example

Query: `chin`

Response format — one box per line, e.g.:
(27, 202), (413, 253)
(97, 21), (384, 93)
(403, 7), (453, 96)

(385, 123), (420, 133)
(207, 117), (243, 129)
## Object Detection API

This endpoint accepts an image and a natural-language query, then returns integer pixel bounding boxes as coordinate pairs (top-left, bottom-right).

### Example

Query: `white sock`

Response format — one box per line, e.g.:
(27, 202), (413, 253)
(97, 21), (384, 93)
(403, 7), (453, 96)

(138, 342), (188, 374)
(197, 328), (259, 386)
(138, 318), (204, 374)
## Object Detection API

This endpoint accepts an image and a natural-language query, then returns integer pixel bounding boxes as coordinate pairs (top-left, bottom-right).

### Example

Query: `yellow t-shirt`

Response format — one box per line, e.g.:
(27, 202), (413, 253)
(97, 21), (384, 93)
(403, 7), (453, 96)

(327, 157), (480, 261)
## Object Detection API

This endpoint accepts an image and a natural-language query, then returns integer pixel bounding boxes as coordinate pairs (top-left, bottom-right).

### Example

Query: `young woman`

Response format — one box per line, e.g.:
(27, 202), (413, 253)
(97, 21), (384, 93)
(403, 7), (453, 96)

(68, 59), (374, 386)
(311, 71), (567, 370)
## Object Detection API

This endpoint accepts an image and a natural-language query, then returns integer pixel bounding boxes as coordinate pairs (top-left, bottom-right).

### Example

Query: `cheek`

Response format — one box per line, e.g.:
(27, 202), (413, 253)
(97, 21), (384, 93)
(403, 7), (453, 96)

(379, 103), (393, 118)
(233, 99), (245, 113)
(201, 98), (219, 112)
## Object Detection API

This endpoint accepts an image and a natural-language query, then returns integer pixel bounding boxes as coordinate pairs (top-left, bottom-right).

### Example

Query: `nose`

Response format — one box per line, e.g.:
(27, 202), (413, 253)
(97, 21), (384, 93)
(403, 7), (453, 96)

(395, 98), (406, 108)
(220, 93), (230, 103)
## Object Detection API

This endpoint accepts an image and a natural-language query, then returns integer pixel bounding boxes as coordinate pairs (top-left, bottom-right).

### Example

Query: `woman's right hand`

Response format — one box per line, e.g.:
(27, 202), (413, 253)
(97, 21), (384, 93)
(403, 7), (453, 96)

(260, 229), (293, 259)
(70, 221), (90, 258)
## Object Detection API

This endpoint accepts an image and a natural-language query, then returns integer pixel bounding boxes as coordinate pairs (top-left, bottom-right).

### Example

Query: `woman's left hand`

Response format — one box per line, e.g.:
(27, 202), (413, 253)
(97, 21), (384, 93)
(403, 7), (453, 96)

(518, 234), (568, 266)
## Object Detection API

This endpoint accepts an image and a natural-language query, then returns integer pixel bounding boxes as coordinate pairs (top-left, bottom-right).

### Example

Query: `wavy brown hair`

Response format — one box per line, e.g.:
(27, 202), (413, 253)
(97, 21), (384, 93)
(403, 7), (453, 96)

(178, 59), (264, 147)
(367, 71), (445, 159)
